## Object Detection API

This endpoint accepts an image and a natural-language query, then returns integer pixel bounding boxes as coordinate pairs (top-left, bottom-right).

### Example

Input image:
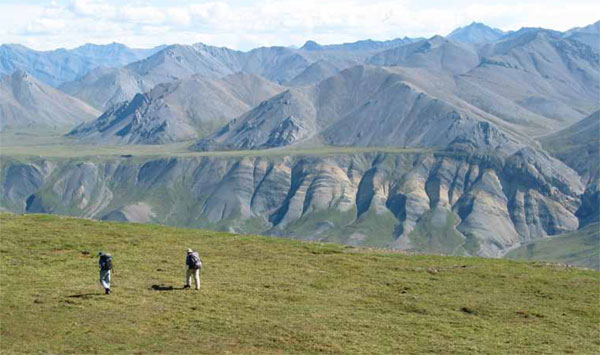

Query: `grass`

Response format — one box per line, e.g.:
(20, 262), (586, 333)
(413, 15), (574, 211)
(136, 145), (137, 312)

(505, 223), (600, 269)
(1, 214), (599, 354)
(0, 128), (432, 159)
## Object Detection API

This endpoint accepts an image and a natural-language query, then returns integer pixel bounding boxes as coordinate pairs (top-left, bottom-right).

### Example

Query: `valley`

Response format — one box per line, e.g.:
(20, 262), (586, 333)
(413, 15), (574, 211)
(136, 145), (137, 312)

(0, 128), (588, 260)
(1, 20), (598, 268)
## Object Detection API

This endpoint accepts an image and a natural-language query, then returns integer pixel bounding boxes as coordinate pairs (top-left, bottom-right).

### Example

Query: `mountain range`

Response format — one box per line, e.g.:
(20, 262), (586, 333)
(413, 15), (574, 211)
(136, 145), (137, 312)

(0, 43), (165, 87)
(0, 20), (598, 263)
(68, 72), (285, 144)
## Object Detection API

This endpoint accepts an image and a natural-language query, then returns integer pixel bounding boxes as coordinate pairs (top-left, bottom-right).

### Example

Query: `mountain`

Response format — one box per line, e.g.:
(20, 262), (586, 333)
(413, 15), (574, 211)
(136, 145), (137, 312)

(541, 111), (600, 227)
(286, 60), (342, 86)
(68, 73), (285, 144)
(60, 44), (243, 110)
(456, 28), (599, 135)
(195, 65), (521, 154)
(193, 30), (597, 152)
(194, 88), (318, 151)
(0, 71), (100, 130)
(59, 66), (153, 111)
(541, 110), (599, 183)
(563, 20), (600, 52)
(126, 43), (244, 84)
(297, 37), (421, 67)
(300, 37), (418, 52)
(61, 38), (430, 112)
(2, 21), (599, 269)
(241, 46), (312, 83)
(1, 147), (583, 258)
(0, 43), (164, 87)
(447, 22), (505, 44)
(59, 38), (429, 111)
(367, 36), (480, 74)
(60, 43), (311, 110)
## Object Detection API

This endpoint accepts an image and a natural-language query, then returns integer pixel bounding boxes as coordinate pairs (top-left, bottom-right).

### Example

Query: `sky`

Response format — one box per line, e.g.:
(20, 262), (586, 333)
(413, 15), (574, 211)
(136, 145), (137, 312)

(0, 0), (598, 51)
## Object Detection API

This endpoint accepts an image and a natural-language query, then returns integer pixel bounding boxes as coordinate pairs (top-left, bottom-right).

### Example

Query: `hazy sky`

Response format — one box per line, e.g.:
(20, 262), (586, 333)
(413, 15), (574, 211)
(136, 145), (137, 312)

(1, 0), (598, 50)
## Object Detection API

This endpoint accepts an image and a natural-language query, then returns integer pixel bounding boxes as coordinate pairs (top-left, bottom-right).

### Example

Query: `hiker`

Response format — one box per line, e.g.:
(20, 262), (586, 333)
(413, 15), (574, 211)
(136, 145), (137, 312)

(185, 248), (202, 290)
(98, 252), (113, 294)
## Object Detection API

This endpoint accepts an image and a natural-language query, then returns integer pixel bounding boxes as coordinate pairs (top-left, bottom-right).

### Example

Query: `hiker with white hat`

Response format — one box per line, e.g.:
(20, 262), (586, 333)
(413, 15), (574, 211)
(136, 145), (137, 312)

(184, 248), (202, 290)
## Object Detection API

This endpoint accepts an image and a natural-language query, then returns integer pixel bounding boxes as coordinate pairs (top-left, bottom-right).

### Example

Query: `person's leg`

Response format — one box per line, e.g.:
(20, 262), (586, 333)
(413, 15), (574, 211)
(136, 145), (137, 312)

(185, 269), (192, 287)
(100, 270), (110, 293)
(194, 269), (200, 290)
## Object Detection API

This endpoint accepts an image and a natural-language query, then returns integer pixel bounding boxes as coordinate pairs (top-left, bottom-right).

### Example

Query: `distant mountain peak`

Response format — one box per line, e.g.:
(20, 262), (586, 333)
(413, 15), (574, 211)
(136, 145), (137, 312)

(301, 40), (323, 51)
(448, 22), (505, 44)
(428, 35), (448, 43)
(78, 42), (125, 49)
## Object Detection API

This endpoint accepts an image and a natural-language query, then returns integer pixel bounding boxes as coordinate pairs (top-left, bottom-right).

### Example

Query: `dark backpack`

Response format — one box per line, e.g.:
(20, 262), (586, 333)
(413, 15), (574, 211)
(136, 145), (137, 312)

(100, 255), (113, 270)
(189, 252), (202, 269)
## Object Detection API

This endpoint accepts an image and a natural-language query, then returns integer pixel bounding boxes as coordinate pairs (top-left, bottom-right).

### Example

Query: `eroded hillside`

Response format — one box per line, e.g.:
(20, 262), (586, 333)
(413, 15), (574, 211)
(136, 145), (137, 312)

(1, 148), (586, 258)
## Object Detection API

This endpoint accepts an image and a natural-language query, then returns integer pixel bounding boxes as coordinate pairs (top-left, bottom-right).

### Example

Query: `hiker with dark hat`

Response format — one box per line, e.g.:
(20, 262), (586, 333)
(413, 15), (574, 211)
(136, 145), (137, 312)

(184, 248), (202, 290)
(98, 252), (113, 294)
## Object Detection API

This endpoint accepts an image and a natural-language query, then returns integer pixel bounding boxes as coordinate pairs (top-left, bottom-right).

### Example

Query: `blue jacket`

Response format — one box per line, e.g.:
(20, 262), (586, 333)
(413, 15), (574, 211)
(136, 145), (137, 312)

(99, 254), (112, 270)
(186, 252), (200, 269)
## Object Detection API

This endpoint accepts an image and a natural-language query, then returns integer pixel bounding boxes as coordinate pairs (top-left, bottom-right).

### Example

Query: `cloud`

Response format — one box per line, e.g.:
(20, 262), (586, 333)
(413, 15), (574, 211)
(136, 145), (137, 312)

(1, 0), (598, 50)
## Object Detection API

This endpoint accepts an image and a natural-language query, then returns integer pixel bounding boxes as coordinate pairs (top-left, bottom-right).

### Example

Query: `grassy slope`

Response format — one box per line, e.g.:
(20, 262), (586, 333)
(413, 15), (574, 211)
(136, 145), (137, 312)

(505, 223), (600, 269)
(1, 214), (599, 354)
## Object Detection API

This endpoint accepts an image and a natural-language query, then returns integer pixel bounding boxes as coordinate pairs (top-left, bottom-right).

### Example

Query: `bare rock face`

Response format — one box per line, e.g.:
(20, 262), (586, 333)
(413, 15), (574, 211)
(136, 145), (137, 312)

(1, 148), (587, 258)
(1, 161), (54, 211)
(22, 162), (113, 218)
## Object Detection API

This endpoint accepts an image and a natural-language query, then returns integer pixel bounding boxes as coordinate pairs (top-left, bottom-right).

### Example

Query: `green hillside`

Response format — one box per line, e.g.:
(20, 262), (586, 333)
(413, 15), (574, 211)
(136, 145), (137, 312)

(1, 214), (599, 354)
(505, 223), (600, 270)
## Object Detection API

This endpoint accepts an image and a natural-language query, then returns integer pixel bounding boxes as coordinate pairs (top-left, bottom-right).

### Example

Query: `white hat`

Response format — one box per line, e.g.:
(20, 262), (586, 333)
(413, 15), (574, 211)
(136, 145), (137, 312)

(186, 248), (193, 253)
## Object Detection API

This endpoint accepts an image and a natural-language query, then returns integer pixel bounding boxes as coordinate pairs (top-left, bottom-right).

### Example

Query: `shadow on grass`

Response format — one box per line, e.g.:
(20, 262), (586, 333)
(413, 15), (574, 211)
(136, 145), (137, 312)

(151, 284), (185, 291)
(68, 293), (102, 299)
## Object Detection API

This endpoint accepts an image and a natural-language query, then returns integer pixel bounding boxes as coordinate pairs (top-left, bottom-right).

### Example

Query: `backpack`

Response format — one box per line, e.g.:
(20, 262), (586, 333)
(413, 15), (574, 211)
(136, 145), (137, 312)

(100, 255), (113, 270)
(189, 252), (202, 269)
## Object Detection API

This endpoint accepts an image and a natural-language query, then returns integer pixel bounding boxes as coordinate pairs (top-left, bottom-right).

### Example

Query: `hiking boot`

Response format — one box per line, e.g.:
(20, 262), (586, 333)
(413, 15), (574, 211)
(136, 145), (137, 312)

(183, 284), (190, 289)
(105, 288), (111, 294)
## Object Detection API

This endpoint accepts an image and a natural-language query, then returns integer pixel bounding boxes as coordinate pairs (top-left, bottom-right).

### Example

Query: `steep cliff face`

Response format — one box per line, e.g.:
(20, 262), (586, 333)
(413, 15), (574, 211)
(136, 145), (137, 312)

(1, 150), (586, 257)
